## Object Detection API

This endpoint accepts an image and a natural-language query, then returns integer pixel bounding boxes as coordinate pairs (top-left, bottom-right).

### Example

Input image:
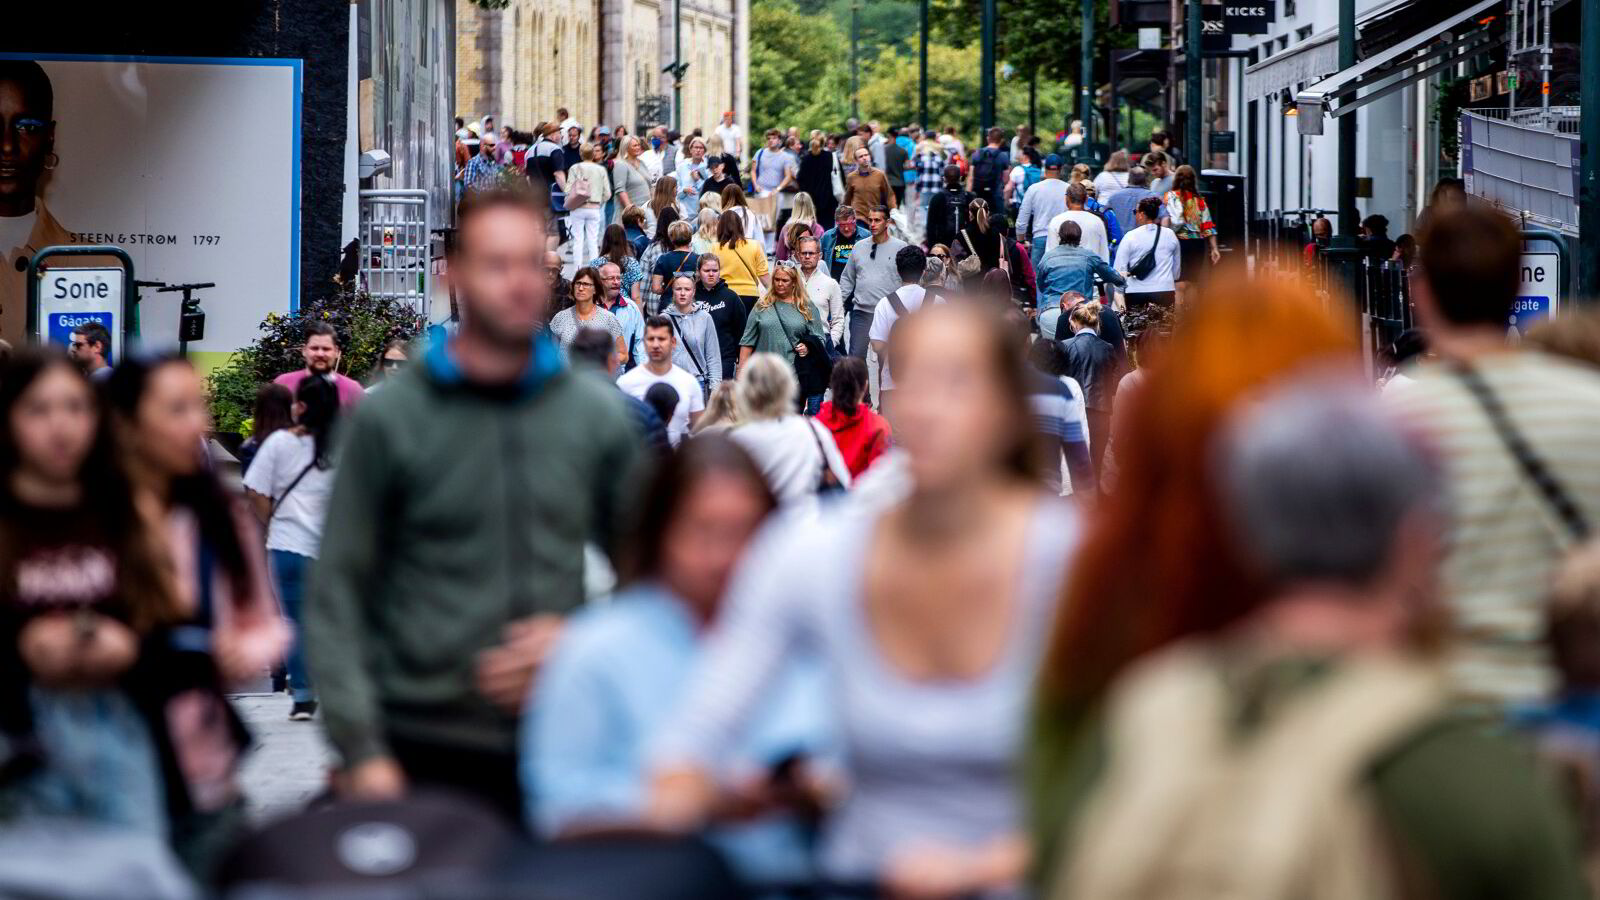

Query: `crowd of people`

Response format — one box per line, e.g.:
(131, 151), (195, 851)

(3, 107), (1600, 899)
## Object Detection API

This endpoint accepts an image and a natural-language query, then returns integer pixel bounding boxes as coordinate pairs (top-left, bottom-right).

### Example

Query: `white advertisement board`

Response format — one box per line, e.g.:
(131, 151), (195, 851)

(0, 54), (301, 364)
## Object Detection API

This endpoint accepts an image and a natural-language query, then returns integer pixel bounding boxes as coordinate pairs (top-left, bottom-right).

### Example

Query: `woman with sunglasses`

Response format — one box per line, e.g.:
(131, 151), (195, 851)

(364, 340), (409, 395)
(548, 267), (627, 362)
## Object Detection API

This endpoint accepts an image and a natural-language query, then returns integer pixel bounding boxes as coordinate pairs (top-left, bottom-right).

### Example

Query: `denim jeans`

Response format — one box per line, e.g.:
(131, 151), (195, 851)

(269, 550), (315, 703)
(1030, 234), (1048, 272)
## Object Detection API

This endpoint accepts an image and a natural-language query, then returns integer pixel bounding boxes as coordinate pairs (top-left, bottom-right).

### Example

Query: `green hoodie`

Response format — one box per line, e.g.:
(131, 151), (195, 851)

(306, 336), (646, 766)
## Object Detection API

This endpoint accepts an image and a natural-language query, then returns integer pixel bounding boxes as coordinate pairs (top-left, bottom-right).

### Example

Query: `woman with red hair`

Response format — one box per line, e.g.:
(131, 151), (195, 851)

(1025, 269), (1358, 886)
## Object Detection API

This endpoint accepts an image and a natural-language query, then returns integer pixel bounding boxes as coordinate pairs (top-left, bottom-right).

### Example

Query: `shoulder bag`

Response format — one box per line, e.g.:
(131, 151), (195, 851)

(1455, 366), (1590, 540)
(1128, 225), (1164, 281)
(270, 460), (318, 522)
(806, 417), (846, 495)
(667, 314), (710, 397)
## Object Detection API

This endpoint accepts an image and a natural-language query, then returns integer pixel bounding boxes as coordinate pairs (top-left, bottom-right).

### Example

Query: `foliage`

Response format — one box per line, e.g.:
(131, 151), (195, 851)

(930, 0), (1127, 85)
(856, 43), (1078, 138)
(467, 0), (511, 9)
(206, 292), (425, 437)
(750, 2), (852, 132)
(750, 0), (1106, 141)
(1432, 77), (1470, 163)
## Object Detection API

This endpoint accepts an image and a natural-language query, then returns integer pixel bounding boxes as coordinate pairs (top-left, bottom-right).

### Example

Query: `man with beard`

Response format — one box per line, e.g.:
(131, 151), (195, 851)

(273, 321), (366, 407)
(306, 185), (646, 823)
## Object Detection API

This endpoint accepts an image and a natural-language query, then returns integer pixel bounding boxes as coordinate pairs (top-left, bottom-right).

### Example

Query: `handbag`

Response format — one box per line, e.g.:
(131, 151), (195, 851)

(830, 156), (847, 202)
(806, 418), (846, 496)
(1128, 225), (1164, 280)
(564, 165), (592, 211)
(955, 229), (984, 277)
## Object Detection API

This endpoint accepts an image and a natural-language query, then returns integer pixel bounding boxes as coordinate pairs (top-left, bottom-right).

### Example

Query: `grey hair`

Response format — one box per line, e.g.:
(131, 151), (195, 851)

(1128, 165), (1150, 187)
(735, 352), (798, 421)
(922, 255), (947, 285)
(1212, 376), (1444, 587)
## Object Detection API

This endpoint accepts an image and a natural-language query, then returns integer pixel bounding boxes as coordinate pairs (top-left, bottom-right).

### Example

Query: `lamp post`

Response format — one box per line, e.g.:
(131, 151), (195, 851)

(980, 0), (997, 132)
(1582, 0), (1600, 298)
(1185, 0), (1201, 164)
(919, 0), (930, 129)
(1080, 0), (1095, 147)
(851, 0), (861, 121)
(1337, 0), (1357, 236)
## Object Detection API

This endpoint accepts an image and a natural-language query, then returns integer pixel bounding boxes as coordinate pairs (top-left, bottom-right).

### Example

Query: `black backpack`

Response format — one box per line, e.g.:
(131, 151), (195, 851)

(972, 148), (1002, 189)
(939, 189), (972, 242)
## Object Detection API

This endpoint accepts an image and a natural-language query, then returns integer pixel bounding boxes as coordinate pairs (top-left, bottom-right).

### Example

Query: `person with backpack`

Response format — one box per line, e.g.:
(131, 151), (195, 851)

(867, 246), (934, 417)
(1004, 147), (1043, 218)
(925, 164), (973, 253)
(1113, 196), (1180, 310)
(1046, 377), (1588, 900)
(965, 127), (1010, 211)
(243, 374), (342, 722)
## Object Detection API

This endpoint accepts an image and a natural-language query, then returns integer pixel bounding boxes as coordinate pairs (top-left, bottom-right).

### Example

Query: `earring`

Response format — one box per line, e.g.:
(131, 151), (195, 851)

(43, 153), (58, 170)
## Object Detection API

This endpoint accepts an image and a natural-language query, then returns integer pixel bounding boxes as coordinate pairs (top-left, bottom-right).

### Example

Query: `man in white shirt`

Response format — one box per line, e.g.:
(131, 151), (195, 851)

(1045, 182), (1109, 261)
(867, 246), (936, 416)
(714, 111), (743, 160)
(616, 316), (705, 446)
(640, 125), (668, 181)
(1112, 196), (1180, 309)
(795, 236), (846, 351)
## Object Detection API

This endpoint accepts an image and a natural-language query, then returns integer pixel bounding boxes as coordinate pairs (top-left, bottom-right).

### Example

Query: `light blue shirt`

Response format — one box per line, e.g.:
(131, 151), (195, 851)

(604, 296), (646, 370)
(522, 583), (830, 884)
(1035, 244), (1125, 310)
(675, 157), (710, 219)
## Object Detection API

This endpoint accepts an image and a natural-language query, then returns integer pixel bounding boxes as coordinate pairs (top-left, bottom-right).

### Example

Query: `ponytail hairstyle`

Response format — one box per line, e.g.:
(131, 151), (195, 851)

(968, 197), (991, 233)
(1069, 300), (1102, 332)
(295, 374), (341, 470)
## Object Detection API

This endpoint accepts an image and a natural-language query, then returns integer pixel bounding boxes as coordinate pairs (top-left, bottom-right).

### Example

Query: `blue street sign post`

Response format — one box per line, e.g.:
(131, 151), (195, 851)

(26, 245), (135, 364)
(1513, 227), (1569, 338)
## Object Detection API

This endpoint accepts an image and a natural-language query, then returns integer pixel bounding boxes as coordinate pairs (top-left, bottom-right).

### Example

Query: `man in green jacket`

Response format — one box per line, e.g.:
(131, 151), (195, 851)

(306, 186), (646, 822)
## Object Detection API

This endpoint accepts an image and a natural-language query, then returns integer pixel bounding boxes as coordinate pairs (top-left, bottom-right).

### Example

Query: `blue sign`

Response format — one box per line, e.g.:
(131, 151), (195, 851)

(47, 311), (116, 364)
(1510, 295), (1553, 331)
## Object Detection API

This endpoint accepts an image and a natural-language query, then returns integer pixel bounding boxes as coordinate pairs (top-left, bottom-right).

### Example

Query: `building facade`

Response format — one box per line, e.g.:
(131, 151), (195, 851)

(455, 0), (744, 144)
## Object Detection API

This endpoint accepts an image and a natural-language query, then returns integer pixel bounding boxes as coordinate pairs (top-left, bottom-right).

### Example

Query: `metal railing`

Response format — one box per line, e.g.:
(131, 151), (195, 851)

(358, 189), (431, 318)
(1469, 105), (1580, 134)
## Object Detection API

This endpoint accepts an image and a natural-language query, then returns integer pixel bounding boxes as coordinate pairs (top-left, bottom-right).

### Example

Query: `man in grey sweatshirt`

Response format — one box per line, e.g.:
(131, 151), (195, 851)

(839, 204), (908, 359)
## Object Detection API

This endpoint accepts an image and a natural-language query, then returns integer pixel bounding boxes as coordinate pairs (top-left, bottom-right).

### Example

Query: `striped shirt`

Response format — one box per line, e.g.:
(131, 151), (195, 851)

(1387, 352), (1600, 706)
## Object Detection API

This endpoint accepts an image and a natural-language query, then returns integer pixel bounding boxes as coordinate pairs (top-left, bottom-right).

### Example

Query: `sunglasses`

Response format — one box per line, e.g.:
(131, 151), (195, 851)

(382, 358), (408, 371)
(931, 252), (949, 259)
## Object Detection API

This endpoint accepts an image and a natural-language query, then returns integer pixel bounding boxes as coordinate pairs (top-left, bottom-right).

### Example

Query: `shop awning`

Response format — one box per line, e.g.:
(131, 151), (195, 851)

(1295, 0), (1504, 134)
(1241, 0), (1444, 101)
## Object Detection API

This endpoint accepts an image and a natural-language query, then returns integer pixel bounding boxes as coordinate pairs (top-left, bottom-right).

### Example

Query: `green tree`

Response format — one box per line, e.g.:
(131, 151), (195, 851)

(750, 1), (853, 132)
(857, 43), (1076, 140)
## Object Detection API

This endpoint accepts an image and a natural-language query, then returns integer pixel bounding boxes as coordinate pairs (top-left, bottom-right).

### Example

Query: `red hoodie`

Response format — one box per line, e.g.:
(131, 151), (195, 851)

(816, 400), (892, 479)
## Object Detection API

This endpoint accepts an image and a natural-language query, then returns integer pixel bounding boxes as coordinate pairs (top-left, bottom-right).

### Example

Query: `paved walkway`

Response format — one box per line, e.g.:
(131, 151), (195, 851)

(233, 694), (334, 825)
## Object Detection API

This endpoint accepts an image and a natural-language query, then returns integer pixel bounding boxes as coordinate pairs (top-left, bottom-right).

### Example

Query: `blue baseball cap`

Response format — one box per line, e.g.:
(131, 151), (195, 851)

(1045, 154), (1064, 169)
